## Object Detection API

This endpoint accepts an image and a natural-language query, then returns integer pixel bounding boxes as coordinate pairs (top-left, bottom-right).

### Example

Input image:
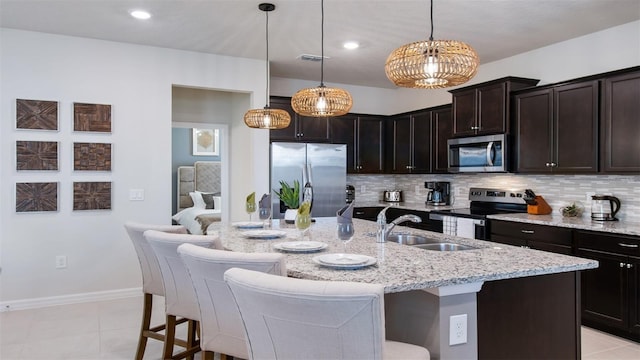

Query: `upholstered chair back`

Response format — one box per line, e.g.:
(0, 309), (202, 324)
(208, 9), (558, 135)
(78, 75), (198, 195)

(124, 222), (187, 296)
(224, 268), (389, 360)
(145, 230), (222, 321)
(178, 243), (287, 359)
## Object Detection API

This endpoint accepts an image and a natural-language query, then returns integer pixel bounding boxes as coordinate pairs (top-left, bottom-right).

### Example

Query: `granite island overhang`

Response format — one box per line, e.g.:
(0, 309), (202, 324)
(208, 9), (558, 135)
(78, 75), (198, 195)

(209, 217), (597, 360)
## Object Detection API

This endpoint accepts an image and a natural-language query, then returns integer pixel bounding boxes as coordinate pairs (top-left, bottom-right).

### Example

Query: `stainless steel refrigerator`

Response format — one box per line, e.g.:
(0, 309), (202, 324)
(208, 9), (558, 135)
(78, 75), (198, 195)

(270, 142), (347, 219)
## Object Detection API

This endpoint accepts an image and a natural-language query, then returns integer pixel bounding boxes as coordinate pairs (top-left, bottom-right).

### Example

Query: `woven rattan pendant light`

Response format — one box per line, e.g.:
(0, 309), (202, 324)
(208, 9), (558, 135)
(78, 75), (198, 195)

(291, 0), (353, 117)
(244, 3), (291, 129)
(385, 0), (479, 89)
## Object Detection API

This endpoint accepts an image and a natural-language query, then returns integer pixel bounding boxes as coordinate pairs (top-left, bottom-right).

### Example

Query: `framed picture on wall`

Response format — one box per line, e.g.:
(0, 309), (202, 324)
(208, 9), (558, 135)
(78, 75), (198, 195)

(192, 128), (219, 156)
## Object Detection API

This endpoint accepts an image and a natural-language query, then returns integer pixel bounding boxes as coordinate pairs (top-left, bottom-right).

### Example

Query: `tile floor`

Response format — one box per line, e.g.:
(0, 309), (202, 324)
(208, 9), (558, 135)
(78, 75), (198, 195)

(1, 295), (638, 359)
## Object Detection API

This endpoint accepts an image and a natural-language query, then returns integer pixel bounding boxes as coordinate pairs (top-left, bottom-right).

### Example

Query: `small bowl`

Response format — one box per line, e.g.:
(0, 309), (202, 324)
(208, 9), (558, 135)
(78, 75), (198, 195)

(559, 202), (584, 217)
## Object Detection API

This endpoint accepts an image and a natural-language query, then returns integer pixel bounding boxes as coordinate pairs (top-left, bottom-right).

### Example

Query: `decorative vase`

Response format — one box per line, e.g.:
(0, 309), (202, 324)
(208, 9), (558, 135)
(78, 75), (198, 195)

(284, 208), (298, 224)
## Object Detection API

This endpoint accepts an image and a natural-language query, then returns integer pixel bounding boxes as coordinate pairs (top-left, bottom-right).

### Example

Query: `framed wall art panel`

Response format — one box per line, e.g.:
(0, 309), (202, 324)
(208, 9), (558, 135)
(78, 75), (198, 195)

(16, 99), (58, 131)
(73, 142), (112, 171)
(192, 128), (219, 156)
(16, 141), (59, 171)
(16, 182), (59, 212)
(73, 182), (111, 210)
(73, 103), (111, 133)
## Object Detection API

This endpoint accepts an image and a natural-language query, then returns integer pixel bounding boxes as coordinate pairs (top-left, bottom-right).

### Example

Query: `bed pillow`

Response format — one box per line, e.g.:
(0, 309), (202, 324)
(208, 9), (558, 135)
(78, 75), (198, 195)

(189, 192), (206, 208)
(201, 193), (215, 209)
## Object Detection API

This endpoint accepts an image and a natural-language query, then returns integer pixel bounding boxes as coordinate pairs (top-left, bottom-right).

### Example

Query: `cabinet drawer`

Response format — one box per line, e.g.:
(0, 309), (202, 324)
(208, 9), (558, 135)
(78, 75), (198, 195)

(576, 230), (640, 256)
(353, 207), (383, 221)
(491, 220), (572, 246)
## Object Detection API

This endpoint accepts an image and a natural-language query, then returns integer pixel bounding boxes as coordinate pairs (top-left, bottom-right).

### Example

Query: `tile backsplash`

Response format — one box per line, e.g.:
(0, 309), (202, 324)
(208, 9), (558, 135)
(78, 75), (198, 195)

(347, 174), (640, 223)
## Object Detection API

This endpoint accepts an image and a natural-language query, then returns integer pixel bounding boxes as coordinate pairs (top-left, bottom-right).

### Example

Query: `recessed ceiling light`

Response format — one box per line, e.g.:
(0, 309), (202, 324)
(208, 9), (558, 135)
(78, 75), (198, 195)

(130, 10), (151, 20)
(343, 41), (359, 50)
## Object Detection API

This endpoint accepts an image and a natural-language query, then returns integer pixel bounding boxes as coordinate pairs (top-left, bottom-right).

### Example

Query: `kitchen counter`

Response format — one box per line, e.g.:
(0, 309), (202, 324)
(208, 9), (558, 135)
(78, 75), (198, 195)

(353, 200), (462, 213)
(211, 218), (597, 293)
(488, 213), (640, 236)
(209, 217), (596, 359)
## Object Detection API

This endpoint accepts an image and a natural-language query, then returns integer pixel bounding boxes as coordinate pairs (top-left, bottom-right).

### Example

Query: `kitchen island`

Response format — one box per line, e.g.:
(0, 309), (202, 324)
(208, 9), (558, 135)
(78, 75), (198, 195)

(208, 218), (597, 359)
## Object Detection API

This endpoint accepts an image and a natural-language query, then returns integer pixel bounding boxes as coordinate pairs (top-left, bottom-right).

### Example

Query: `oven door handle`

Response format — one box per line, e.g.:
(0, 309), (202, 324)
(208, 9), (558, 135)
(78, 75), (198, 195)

(486, 141), (495, 166)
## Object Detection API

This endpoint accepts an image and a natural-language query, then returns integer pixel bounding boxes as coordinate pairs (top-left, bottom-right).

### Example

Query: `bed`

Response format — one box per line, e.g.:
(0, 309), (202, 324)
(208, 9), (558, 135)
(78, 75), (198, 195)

(173, 161), (222, 234)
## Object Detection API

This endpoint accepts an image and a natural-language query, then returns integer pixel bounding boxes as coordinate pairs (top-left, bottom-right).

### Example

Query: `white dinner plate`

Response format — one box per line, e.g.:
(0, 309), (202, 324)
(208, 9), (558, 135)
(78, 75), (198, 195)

(232, 221), (264, 229)
(312, 253), (377, 269)
(273, 241), (328, 253)
(240, 230), (287, 239)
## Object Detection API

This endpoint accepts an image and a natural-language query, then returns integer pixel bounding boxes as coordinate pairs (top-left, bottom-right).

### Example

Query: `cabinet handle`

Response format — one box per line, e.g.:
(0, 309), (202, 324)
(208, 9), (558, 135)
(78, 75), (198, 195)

(627, 264), (633, 269)
(471, 126), (480, 130)
(551, 162), (557, 167)
(618, 243), (639, 248)
(521, 230), (535, 234)
(620, 262), (626, 268)
(355, 211), (365, 215)
(545, 162), (551, 167)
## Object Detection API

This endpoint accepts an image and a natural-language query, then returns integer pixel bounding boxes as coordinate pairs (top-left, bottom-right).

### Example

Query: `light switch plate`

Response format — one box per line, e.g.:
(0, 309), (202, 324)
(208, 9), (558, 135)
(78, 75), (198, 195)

(129, 189), (144, 201)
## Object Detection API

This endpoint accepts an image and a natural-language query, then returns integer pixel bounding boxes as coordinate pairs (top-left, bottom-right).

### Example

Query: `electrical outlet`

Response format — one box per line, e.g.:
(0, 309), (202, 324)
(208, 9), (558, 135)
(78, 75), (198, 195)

(449, 314), (467, 345)
(55, 255), (67, 269)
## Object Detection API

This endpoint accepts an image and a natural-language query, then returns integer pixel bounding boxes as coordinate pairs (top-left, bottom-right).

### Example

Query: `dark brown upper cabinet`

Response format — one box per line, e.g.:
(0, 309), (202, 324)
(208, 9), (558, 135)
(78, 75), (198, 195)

(385, 105), (452, 174)
(450, 77), (539, 137)
(514, 80), (599, 173)
(330, 115), (385, 174)
(601, 69), (640, 173)
(268, 96), (330, 142)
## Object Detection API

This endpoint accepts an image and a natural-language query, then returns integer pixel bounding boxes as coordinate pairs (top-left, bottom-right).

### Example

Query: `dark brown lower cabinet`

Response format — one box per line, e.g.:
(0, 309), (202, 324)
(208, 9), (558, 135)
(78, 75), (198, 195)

(576, 230), (640, 342)
(490, 220), (573, 254)
(477, 271), (581, 359)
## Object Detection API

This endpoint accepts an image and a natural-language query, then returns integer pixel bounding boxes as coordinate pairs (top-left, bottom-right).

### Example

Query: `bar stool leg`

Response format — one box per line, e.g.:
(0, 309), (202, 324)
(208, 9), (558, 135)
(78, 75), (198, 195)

(163, 315), (177, 360)
(135, 293), (153, 360)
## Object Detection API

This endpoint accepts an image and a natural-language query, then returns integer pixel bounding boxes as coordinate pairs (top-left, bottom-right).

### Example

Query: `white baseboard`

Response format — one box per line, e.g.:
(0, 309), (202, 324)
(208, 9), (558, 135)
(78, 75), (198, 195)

(0, 287), (142, 312)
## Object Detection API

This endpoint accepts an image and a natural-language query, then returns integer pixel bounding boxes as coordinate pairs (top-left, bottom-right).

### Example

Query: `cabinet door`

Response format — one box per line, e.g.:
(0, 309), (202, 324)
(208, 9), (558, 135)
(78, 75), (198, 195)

(554, 81), (599, 173)
(269, 97), (298, 141)
(477, 82), (508, 135)
(431, 106), (452, 173)
(411, 112), (432, 173)
(452, 88), (477, 137)
(387, 115), (412, 173)
(330, 115), (357, 173)
(602, 71), (640, 173)
(577, 248), (628, 332)
(514, 88), (553, 172)
(298, 116), (330, 142)
(357, 116), (385, 173)
(630, 256), (640, 337)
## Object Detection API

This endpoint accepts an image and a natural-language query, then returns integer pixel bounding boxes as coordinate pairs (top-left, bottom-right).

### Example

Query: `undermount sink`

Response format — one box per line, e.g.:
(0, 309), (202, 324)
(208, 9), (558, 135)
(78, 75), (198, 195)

(386, 233), (434, 245)
(414, 243), (478, 251)
(386, 233), (479, 251)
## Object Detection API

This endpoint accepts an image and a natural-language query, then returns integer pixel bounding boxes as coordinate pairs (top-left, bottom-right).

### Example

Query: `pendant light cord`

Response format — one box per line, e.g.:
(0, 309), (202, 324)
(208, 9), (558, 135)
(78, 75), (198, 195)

(429, 0), (434, 41)
(320, 0), (325, 87)
(265, 9), (270, 107)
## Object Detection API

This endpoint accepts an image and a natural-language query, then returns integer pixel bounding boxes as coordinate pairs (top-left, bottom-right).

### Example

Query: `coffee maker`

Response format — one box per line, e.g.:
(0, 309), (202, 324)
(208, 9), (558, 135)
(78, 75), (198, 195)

(425, 181), (451, 206)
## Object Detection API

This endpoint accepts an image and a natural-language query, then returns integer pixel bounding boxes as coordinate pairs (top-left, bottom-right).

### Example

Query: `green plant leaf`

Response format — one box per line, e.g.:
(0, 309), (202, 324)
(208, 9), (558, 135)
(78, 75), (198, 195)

(273, 180), (300, 209)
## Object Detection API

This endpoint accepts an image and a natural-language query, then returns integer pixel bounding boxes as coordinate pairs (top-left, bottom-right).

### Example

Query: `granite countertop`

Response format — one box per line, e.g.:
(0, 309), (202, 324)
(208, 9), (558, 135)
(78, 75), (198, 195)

(208, 218), (597, 294)
(488, 213), (640, 237)
(354, 200), (462, 212)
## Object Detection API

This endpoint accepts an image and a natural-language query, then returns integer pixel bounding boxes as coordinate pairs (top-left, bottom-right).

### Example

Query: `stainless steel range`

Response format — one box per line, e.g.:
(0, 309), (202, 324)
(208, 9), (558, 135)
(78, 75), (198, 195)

(429, 187), (529, 240)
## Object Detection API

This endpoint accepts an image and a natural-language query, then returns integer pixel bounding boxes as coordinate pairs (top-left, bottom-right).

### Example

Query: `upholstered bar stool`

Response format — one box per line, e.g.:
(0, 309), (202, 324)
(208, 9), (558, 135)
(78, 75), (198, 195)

(145, 229), (222, 360)
(224, 268), (431, 360)
(124, 222), (190, 360)
(178, 243), (287, 360)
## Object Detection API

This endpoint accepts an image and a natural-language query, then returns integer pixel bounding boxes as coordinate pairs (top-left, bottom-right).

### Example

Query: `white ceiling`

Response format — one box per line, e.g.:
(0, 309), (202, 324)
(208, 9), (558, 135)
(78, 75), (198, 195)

(2, 0), (639, 89)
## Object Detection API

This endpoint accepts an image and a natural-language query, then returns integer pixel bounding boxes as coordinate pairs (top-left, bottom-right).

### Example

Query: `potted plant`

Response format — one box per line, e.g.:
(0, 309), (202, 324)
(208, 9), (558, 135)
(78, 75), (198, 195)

(273, 180), (300, 223)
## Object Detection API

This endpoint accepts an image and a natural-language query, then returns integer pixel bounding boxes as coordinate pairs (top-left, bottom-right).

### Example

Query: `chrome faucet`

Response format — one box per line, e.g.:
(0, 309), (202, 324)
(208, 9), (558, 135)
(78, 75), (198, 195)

(376, 207), (422, 243)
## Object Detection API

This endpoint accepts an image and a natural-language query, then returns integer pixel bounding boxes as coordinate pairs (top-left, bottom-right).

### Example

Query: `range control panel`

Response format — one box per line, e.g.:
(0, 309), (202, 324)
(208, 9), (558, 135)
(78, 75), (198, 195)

(468, 188), (527, 204)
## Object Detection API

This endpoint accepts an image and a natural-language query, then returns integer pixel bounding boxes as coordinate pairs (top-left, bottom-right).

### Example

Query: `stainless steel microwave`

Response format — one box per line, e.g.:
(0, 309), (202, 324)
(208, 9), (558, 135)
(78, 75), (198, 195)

(448, 134), (507, 173)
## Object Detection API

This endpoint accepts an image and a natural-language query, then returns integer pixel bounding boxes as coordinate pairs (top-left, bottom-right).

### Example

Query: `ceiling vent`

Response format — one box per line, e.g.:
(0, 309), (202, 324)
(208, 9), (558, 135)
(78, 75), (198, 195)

(297, 54), (330, 62)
